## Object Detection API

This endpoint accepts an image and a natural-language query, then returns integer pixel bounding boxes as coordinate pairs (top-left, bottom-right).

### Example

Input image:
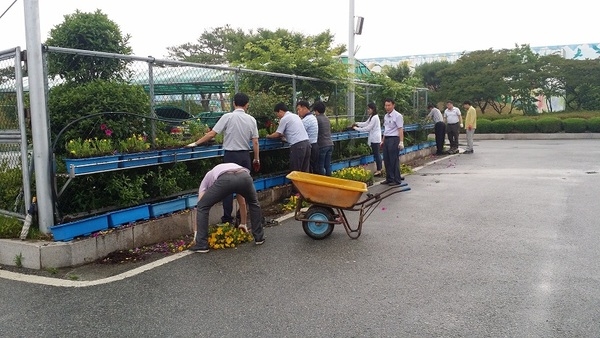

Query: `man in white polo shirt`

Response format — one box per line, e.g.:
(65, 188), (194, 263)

(381, 98), (404, 185)
(267, 102), (310, 173)
(296, 100), (319, 173)
(187, 92), (260, 225)
(443, 100), (463, 154)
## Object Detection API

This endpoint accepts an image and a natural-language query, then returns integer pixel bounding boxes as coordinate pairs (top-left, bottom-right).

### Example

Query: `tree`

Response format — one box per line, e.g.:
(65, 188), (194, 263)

(414, 60), (452, 92)
(45, 9), (132, 83)
(384, 62), (411, 83)
(166, 25), (247, 64)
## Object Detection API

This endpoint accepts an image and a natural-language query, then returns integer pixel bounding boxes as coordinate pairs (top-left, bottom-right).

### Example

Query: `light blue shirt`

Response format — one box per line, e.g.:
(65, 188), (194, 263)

(276, 111), (309, 145)
(212, 109), (259, 151)
(301, 113), (319, 144)
(383, 110), (404, 137)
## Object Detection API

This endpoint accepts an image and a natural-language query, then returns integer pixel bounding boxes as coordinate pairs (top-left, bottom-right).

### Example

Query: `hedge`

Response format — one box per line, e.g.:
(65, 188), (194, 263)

(536, 117), (562, 133)
(562, 118), (587, 133)
(476, 119), (493, 133)
(490, 119), (514, 133)
(513, 119), (537, 133)
(587, 117), (600, 132)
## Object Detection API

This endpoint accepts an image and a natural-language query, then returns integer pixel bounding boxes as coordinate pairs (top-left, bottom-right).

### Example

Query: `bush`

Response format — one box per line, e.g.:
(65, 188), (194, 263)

(513, 119), (537, 133)
(0, 215), (22, 238)
(536, 117), (562, 133)
(562, 118), (588, 133)
(490, 119), (514, 133)
(587, 117), (600, 132)
(476, 119), (493, 133)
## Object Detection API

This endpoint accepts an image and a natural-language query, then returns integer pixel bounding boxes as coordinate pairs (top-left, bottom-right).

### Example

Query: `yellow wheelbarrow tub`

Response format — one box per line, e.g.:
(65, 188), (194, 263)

(285, 171), (367, 209)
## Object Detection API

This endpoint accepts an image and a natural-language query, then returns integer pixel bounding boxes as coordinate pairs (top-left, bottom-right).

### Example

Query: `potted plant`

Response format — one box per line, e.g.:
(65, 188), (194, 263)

(118, 134), (158, 168)
(64, 138), (119, 175)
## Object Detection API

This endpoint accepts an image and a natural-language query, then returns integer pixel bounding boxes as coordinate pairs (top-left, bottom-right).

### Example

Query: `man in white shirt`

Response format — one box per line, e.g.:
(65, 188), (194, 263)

(426, 103), (446, 155)
(381, 98), (404, 185)
(443, 100), (463, 154)
(296, 100), (319, 173)
(267, 102), (310, 173)
(187, 92), (260, 225)
(189, 163), (265, 253)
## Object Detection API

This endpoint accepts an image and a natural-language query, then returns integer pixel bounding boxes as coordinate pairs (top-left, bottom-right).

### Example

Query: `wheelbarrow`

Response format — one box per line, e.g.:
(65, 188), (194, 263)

(285, 171), (411, 239)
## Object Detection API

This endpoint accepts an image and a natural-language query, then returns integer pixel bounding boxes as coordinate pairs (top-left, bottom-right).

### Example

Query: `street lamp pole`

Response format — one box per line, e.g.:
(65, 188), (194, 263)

(348, 0), (355, 122)
(23, 0), (54, 233)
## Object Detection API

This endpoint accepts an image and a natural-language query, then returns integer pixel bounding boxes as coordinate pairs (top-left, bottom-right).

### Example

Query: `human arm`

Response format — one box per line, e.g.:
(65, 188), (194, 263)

(236, 194), (247, 228)
(187, 130), (217, 147)
(353, 118), (375, 132)
(266, 131), (282, 139)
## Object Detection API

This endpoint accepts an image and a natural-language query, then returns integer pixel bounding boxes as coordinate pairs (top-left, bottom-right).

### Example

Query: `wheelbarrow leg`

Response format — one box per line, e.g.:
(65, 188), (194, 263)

(337, 209), (363, 239)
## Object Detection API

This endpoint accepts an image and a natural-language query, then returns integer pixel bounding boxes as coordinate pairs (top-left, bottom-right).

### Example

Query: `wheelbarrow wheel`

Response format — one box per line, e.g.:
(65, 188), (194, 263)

(302, 206), (335, 240)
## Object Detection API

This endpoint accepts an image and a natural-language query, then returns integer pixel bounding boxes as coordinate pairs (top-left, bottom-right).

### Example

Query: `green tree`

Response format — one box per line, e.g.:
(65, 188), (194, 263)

(45, 9), (132, 83)
(384, 62), (411, 83)
(559, 58), (600, 110)
(166, 25), (247, 64)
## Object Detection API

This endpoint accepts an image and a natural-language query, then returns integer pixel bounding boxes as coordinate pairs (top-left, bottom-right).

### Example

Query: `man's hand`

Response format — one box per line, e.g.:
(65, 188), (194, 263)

(252, 159), (260, 172)
(460, 123), (464, 128)
(398, 142), (405, 150)
(186, 142), (197, 148)
(353, 126), (359, 131)
(468, 125), (473, 131)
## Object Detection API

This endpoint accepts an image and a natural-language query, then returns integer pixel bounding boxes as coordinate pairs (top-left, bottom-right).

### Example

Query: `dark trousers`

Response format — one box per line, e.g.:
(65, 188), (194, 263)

(290, 140), (311, 172)
(371, 142), (382, 171)
(195, 171), (264, 249)
(310, 142), (319, 174)
(317, 145), (333, 176)
(447, 123), (459, 149)
(221, 150), (251, 223)
(382, 136), (402, 183)
(434, 122), (446, 154)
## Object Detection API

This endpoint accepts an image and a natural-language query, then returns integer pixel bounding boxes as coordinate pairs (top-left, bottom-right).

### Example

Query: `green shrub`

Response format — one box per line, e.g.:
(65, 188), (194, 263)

(476, 119), (493, 133)
(536, 117), (562, 133)
(0, 215), (22, 238)
(513, 119), (537, 133)
(0, 162), (22, 211)
(562, 118), (587, 133)
(587, 117), (600, 132)
(490, 119), (514, 133)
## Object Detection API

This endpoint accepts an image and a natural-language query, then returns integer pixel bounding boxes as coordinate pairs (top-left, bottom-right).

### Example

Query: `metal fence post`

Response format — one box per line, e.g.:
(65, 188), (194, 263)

(14, 47), (31, 211)
(148, 60), (156, 146)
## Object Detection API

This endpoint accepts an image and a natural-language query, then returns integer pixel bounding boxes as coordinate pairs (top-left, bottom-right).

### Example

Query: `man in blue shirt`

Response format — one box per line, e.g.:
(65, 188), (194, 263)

(381, 98), (404, 185)
(296, 100), (319, 173)
(267, 102), (310, 173)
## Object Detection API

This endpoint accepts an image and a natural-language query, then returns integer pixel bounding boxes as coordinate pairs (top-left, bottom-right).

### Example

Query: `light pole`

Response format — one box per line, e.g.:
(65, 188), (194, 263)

(23, 0), (53, 233)
(348, 0), (364, 122)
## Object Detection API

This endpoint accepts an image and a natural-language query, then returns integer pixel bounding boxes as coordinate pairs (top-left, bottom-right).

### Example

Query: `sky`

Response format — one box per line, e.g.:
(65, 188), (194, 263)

(1, 0), (598, 60)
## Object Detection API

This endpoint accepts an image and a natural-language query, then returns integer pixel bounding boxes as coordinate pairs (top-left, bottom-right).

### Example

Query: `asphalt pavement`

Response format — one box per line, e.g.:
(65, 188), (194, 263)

(1, 139), (599, 337)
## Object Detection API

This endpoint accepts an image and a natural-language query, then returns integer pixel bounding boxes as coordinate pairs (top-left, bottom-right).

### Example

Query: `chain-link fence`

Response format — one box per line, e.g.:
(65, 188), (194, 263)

(0, 47), (31, 218)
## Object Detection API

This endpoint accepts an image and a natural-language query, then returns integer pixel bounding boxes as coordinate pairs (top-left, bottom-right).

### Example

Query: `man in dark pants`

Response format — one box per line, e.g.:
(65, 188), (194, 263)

(267, 102), (310, 173)
(443, 100), (463, 154)
(381, 98), (404, 185)
(189, 163), (265, 253)
(426, 103), (446, 155)
(187, 92), (260, 225)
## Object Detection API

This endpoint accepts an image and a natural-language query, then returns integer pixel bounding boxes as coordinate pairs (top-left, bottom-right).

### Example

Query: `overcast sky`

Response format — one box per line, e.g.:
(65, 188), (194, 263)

(1, 0), (598, 60)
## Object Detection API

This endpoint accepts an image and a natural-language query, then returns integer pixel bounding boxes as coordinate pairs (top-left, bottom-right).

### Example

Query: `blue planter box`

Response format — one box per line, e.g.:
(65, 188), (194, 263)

(264, 176), (287, 189)
(150, 198), (187, 217)
(108, 204), (150, 228)
(120, 151), (160, 168)
(51, 214), (109, 242)
(184, 194), (198, 208)
(65, 155), (120, 176)
(349, 158), (361, 167)
(192, 145), (221, 159)
(404, 124), (419, 132)
(159, 148), (193, 163)
(405, 145), (419, 153)
(253, 178), (267, 192)
(331, 161), (346, 172)
(257, 138), (284, 150)
(360, 155), (372, 165)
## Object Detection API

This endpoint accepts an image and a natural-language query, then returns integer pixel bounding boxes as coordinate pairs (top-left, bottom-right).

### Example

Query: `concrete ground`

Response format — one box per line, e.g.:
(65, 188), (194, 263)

(1, 139), (599, 337)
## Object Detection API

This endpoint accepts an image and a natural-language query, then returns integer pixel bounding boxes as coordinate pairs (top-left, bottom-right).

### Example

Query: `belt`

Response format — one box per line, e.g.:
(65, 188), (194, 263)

(384, 135), (399, 138)
(219, 169), (247, 177)
(224, 149), (249, 152)
(448, 122), (459, 125)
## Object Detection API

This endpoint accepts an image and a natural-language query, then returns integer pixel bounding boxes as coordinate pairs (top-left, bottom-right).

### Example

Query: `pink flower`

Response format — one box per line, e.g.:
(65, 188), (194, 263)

(104, 129), (113, 137)
(100, 124), (107, 131)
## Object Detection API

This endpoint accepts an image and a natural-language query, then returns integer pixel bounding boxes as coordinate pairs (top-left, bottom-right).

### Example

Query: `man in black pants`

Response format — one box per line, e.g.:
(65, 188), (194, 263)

(187, 92), (260, 224)
(443, 100), (463, 154)
(426, 103), (446, 155)
(381, 98), (404, 185)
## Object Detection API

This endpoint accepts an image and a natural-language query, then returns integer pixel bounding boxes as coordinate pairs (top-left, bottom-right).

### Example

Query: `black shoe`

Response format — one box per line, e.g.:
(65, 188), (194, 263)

(400, 176), (405, 181)
(380, 181), (393, 185)
(464, 150), (473, 154)
(189, 245), (209, 253)
(388, 182), (400, 186)
(255, 238), (265, 245)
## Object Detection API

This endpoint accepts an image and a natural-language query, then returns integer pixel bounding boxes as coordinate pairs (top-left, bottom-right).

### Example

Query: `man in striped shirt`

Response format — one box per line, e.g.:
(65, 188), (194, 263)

(297, 100), (319, 173)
